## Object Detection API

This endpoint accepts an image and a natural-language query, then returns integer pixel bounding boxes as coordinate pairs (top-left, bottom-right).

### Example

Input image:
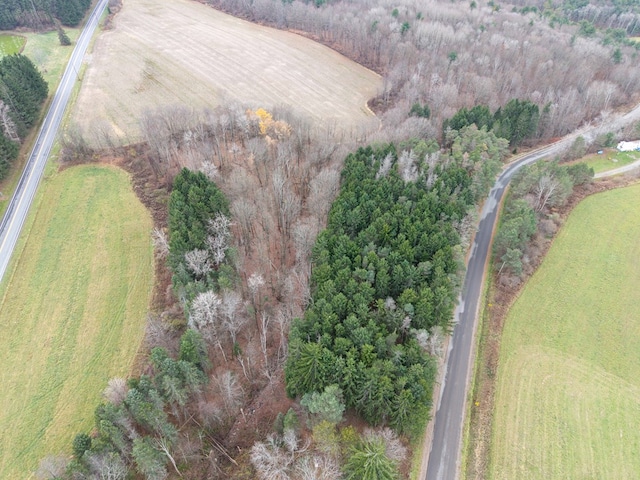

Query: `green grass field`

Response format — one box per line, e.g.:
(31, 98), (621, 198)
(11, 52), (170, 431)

(21, 28), (81, 89)
(574, 149), (640, 174)
(0, 34), (26, 57)
(0, 165), (153, 479)
(490, 184), (640, 479)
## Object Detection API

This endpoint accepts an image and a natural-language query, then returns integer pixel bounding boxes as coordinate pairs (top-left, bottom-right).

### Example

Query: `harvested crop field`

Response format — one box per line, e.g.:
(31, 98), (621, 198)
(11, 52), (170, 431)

(72, 0), (381, 142)
(0, 165), (153, 478)
(490, 184), (640, 479)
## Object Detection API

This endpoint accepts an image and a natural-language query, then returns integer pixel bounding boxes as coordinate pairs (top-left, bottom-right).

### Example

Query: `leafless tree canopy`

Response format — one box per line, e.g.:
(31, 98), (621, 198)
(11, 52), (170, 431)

(103, 377), (129, 405)
(36, 456), (68, 480)
(207, 0), (640, 141)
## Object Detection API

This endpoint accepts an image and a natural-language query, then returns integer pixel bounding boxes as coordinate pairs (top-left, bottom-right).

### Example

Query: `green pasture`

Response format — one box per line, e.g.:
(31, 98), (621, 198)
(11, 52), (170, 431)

(574, 149), (640, 174)
(0, 165), (153, 478)
(21, 28), (81, 89)
(0, 34), (26, 57)
(490, 184), (640, 479)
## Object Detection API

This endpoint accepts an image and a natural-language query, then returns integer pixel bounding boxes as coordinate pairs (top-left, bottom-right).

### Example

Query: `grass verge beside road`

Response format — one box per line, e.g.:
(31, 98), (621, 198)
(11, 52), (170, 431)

(21, 28), (81, 89)
(573, 149), (640, 174)
(0, 27), (81, 218)
(489, 184), (640, 479)
(0, 164), (153, 478)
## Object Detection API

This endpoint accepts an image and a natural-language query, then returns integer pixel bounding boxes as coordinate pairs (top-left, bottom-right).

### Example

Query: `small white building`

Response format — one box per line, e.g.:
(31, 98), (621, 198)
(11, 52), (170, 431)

(616, 140), (640, 152)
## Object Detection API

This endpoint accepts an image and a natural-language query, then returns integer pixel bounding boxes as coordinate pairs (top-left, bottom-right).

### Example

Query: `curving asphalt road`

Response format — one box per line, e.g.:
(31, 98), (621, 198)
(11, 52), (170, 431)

(424, 140), (568, 480)
(426, 103), (640, 480)
(0, 0), (108, 284)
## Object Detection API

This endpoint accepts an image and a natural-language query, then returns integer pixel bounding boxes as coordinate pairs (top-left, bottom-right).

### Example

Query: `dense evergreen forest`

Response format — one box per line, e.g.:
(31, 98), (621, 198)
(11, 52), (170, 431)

(285, 134), (508, 437)
(443, 99), (540, 148)
(0, 54), (48, 179)
(0, 0), (91, 30)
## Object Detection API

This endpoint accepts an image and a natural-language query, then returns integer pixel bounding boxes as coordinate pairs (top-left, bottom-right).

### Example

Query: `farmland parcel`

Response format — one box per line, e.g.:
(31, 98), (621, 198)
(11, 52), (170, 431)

(72, 0), (381, 142)
(0, 165), (153, 478)
(490, 184), (640, 479)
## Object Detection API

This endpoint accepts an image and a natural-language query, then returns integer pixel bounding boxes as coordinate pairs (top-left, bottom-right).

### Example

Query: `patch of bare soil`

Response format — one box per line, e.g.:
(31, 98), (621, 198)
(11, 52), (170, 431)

(464, 172), (640, 480)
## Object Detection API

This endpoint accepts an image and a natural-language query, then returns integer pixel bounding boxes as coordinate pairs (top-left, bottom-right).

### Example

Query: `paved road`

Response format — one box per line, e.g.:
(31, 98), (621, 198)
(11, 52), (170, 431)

(424, 140), (568, 480)
(0, 0), (108, 283)
(425, 101), (640, 480)
(426, 98), (640, 480)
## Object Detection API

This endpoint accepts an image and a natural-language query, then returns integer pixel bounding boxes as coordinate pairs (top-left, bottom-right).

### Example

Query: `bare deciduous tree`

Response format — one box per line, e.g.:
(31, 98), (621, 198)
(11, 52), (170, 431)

(307, 169), (339, 223)
(376, 152), (394, 179)
(250, 434), (292, 480)
(88, 452), (128, 480)
(292, 221), (317, 267)
(103, 377), (128, 405)
(397, 149), (419, 182)
(534, 174), (559, 212)
(248, 273), (265, 318)
(207, 213), (232, 266)
(231, 198), (256, 246)
(189, 290), (221, 330)
(154, 436), (181, 477)
(214, 370), (245, 416)
(199, 160), (218, 180)
(36, 456), (68, 480)
(144, 314), (174, 352)
(294, 454), (342, 480)
(151, 228), (170, 259)
(184, 248), (212, 277)
(363, 427), (407, 464)
(220, 290), (246, 346)
(274, 308), (291, 364)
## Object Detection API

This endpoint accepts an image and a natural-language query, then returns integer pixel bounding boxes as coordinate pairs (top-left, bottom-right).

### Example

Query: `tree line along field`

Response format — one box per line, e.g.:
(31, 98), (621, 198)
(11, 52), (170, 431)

(489, 184), (640, 479)
(70, 0), (381, 145)
(0, 165), (153, 479)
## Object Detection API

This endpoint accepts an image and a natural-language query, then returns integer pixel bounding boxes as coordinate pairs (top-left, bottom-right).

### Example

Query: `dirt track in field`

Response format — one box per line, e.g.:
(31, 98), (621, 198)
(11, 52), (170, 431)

(72, 0), (381, 142)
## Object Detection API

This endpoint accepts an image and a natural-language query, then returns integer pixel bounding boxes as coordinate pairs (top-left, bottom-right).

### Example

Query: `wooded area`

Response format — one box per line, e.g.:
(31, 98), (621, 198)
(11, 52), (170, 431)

(33, 0), (640, 476)
(494, 160), (594, 278)
(443, 99), (540, 147)
(285, 131), (509, 439)
(509, 0), (640, 34)
(208, 0), (640, 144)
(0, 54), (48, 178)
(0, 0), (91, 30)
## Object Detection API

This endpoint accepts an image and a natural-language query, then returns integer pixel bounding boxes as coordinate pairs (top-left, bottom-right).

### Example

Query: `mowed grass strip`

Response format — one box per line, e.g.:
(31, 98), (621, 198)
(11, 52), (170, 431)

(0, 165), (153, 479)
(490, 184), (640, 479)
(574, 149), (640, 174)
(0, 34), (26, 57)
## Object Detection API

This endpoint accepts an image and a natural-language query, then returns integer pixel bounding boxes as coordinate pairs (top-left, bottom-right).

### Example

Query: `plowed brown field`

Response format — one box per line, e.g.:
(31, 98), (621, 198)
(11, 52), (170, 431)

(72, 0), (381, 142)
